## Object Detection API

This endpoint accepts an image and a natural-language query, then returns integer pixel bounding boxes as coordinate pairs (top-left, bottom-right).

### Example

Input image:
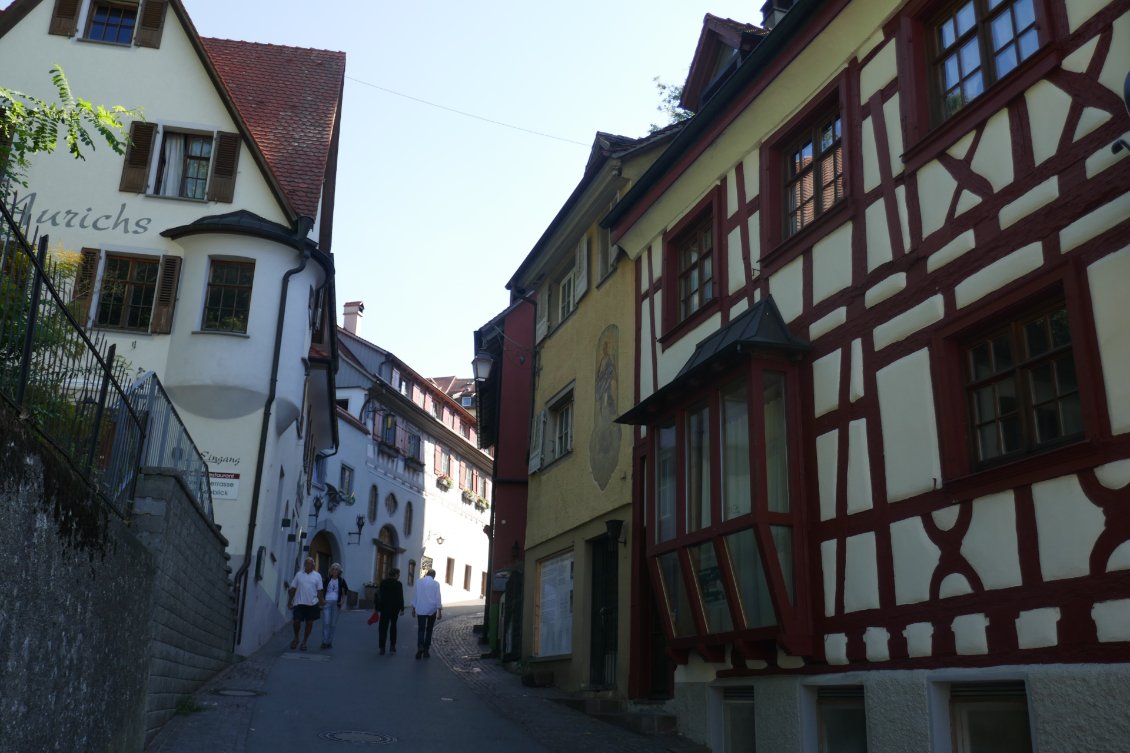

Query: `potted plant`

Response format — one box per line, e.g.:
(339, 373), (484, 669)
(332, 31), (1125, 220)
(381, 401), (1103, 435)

(462, 489), (475, 504)
(474, 495), (489, 512)
(436, 473), (453, 491)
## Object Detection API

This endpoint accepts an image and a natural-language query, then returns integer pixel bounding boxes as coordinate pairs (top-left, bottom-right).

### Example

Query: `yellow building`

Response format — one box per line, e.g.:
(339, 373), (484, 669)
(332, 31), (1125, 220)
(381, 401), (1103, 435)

(507, 130), (680, 695)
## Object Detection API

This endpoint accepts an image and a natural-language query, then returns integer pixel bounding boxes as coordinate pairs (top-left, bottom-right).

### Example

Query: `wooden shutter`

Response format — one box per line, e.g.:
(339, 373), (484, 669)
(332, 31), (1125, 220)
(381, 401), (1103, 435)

(71, 248), (100, 327)
(534, 292), (548, 343)
(458, 461), (467, 489)
(119, 121), (157, 193)
(528, 409), (546, 473)
(48, 0), (80, 36)
(149, 255), (181, 334)
(206, 131), (240, 203)
(434, 444), (441, 473)
(574, 235), (589, 303)
(134, 0), (168, 48)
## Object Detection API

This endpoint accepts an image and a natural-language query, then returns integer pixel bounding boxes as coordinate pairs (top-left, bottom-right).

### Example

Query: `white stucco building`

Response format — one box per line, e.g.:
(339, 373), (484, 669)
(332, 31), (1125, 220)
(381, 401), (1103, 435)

(0, 0), (346, 653)
(308, 303), (492, 612)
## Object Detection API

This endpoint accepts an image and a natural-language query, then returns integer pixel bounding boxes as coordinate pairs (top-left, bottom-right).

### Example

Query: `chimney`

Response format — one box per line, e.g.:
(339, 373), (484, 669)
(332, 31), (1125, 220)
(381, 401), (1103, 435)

(761, 0), (794, 30)
(342, 301), (364, 336)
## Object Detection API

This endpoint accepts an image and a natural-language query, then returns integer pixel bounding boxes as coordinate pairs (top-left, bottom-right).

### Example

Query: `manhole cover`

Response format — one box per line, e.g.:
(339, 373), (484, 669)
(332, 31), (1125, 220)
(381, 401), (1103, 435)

(318, 731), (397, 744)
(214, 689), (259, 697)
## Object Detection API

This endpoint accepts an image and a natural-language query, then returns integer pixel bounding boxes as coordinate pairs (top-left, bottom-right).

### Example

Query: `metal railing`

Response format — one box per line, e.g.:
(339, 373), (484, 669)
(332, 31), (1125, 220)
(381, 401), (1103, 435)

(129, 371), (213, 519)
(1, 181), (211, 519)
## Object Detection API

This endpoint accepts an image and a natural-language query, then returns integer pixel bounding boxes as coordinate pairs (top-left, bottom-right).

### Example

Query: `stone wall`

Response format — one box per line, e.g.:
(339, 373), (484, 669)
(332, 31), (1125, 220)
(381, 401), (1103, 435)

(0, 448), (235, 751)
(132, 471), (236, 743)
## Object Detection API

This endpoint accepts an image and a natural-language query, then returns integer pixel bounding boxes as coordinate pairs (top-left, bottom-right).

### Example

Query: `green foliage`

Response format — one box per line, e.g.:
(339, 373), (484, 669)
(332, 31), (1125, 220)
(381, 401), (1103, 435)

(1, 66), (140, 184)
(648, 77), (693, 133)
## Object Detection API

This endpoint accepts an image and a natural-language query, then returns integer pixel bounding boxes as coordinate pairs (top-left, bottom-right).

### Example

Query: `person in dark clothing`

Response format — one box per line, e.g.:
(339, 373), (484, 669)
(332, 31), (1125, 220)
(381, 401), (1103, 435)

(377, 568), (405, 655)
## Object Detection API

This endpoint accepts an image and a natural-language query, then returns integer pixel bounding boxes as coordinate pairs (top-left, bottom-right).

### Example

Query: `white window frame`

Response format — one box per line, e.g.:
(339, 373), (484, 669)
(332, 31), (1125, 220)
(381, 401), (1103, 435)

(548, 386), (574, 461)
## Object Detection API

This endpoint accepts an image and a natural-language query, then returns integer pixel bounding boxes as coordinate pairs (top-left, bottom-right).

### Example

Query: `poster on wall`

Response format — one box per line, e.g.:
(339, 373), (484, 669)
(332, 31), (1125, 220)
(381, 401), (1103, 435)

(537, 551), (573, 657)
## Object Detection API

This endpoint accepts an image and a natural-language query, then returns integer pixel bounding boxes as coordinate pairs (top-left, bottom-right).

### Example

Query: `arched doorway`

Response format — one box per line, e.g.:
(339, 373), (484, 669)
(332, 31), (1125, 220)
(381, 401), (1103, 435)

(309, 530), (336, 579)
(374, 525), (401, 584)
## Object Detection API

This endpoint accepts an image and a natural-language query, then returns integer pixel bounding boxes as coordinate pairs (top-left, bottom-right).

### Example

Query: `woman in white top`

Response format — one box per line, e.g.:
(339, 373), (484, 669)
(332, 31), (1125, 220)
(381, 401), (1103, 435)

(320, 563), (349, 649)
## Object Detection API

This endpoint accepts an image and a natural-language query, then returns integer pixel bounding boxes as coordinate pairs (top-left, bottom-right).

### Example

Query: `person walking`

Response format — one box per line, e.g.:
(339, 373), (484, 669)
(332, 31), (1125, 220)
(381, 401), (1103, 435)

(377, 568), (404, 655)
(412, 568), (442, 659)
(287, 557), (324, 651)
(320, 563), (348, 649)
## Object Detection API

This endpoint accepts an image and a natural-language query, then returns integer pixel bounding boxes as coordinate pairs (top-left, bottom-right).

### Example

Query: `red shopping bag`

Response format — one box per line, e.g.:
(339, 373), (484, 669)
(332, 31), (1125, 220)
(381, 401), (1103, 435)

(367, 612), (380, 625)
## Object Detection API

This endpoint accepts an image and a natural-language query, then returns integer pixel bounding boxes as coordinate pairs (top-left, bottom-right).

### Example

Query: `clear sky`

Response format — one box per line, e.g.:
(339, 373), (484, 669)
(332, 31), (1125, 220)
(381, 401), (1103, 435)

(184, 0), (761, 379)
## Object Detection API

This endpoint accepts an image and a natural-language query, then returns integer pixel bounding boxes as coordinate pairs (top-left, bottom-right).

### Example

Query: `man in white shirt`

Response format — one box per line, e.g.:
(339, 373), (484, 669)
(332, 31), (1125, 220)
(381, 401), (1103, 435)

(411, 568), (443, 659)
(287, 557), (325, 651)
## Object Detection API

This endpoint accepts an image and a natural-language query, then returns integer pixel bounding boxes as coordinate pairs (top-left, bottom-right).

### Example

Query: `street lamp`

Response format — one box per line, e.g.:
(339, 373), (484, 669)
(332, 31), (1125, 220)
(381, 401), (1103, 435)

(347, 515), (365, 545)
(471, 350), (493, 382)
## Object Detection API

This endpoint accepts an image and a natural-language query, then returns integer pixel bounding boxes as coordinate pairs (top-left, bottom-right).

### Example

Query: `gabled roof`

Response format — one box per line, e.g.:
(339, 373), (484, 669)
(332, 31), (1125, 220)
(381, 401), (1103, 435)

(201, 38), (345, 221)
(681, 14), (766, 113)
(0, 0), (345, 229)
(507, 125), (685, 291)
(617, 296), (808, 425)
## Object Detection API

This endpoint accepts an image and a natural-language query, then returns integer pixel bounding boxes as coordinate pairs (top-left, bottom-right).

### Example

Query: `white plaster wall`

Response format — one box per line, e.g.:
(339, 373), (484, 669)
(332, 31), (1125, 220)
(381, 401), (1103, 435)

(1061, 191), (1130, 254)
(970, 110), (1015, 195)
(876, 349), (942, 501)
(873, 296), (944, 350)
(962, 491), (1023, 590)
(817, 431), (839, 522)
(859, 39), (896, 106)
(769, 255), (805, 323)
(999, 176), (1058, 230)
(862, 116), (882, 194)
(844, 532), (880, 612)
(1087, 246), (1130, 434)
(926, 229), (976, 272)
(812, 350), (841, 418)
(811, 222), (853, 304)
(846, 419), (873, 514)
(1032, 474), (1105, 580)
(916, 160), (957, 240)
(954, 242), (1043, 309)
(890, 516), (941, 605)
(865, 196), (893, 271)
(820, 539), (838, 615)
(865, 272), (905, 308)
(809, 306), (847, 340)
(1025, 81), (1074, 167)
(850, 339), (865, 402)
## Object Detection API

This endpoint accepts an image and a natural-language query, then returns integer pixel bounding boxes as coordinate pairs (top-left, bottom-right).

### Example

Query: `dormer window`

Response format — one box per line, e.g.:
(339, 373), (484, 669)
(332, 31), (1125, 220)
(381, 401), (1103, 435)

(86, 1), (136, 44)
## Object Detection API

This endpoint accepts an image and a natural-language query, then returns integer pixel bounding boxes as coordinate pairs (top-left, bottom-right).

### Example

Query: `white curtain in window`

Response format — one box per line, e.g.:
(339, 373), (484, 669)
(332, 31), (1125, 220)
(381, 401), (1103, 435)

(159, 134), (184, 196)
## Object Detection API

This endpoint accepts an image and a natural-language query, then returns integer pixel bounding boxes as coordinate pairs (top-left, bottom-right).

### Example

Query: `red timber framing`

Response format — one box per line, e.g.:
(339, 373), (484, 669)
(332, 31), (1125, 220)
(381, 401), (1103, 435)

(617, 0), (1130, 688)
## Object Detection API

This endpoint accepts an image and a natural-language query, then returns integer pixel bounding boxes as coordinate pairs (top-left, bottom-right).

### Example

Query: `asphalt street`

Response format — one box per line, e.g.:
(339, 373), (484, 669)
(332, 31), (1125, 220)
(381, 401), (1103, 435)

(147, 603), (704, 753)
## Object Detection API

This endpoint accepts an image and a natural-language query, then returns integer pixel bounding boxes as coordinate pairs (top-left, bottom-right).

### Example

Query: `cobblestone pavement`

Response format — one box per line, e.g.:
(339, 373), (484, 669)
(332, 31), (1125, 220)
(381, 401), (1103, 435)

(147, 605), (703, 753)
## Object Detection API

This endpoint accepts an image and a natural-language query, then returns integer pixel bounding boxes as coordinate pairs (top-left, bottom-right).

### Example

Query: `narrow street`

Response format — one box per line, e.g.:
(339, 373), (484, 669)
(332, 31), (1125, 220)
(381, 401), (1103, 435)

(147, 604), (701, 753)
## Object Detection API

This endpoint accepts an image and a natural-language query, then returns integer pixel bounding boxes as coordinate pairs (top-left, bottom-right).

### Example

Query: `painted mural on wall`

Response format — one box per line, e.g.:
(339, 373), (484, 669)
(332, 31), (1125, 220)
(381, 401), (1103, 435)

(589, 325), (621, 490)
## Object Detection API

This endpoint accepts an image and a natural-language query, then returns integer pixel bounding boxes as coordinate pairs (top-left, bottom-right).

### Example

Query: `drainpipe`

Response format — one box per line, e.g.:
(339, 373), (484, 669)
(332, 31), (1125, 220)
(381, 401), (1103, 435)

(233, 216), (315, 648)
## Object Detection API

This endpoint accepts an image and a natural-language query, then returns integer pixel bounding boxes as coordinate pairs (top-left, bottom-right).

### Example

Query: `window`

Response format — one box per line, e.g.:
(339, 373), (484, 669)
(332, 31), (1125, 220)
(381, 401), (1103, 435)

(784, 111), (843, 238)
(431, 400), (444, 420)
(963, 299), (1080, 466)
(367, 485), (378, 524)
(676, 216), (715, 322)
(407, 433), (422, 462)
(948, 682), (1031, 753)
(445, 557), (455, 586)
(549, 390), (574, 461)
(557, 271), (575, 323)
(85, 0), (137, 44)
(339, 465), (354, 496)
(153, 132), (212, 200)
(382, 414), (397, 445)
(722, 688), (756, 753)
(95, 254), (158, 330)
(404, 501), (413, 536)
(461, 394), (474, 408)
(596, 226), (615, 281)
(407, 560), (416, 586)
(536, 551), (573, 656)
(930, 0), (1039, 123)
(656, 421), (677, 542)
(817, 686), (868, 753)
(202, 260), (253, 333)
(662, 190), (720, 336)
(385, 493), (398, 516)
(49, 0), (167, 47)
(399, 375), (411, 397)
(119, 121), (240, 202)
(686, 402), (711, 532)
(74, 249), (180, 334)
(313, 454), (327, 486)
(463, 564), (472, 591)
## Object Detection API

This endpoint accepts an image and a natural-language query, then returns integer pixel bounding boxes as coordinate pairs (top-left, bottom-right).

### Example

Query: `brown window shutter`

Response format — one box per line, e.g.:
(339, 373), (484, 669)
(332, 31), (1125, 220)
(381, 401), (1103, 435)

(434, 444), (441, 473)
(119, 121), (157, 193)
(134, 0), (168, 48)
(48, 0), (80, 37)
(206, 132), (240, 203)
(150, 255), (181, 334)
(458, 462), (466, 488)
(71, 248), (100, 326)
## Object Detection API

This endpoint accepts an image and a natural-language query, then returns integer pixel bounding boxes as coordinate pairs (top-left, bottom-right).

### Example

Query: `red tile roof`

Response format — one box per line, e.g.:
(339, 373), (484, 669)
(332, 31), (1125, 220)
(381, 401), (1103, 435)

(201, 38), (346, 220)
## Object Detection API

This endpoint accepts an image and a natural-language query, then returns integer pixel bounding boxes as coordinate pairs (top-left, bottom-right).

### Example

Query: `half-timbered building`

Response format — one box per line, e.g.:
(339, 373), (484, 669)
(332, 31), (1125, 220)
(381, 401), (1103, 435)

(607, 0), (1130, 749)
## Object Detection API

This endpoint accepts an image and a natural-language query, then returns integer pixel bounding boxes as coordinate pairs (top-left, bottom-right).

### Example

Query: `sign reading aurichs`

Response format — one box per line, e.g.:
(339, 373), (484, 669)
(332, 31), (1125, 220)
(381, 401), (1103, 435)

(209, 472), (240, 499)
